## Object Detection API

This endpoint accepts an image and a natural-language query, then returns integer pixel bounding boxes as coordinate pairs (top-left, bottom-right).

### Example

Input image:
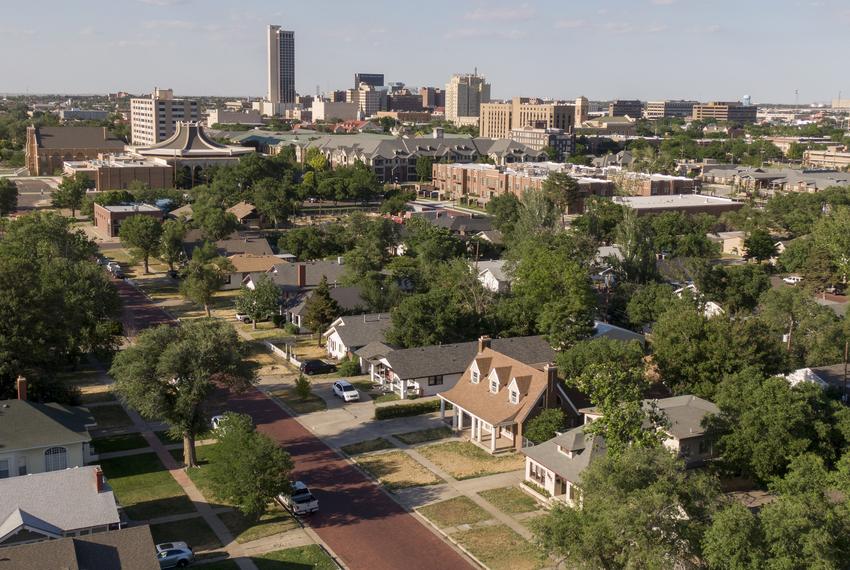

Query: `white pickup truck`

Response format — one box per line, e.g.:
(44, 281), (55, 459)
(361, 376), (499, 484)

(277, 481), (318, 515)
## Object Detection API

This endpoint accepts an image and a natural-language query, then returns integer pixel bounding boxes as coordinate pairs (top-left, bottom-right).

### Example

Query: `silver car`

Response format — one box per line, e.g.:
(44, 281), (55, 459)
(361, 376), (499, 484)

(157, 545), (194, 568)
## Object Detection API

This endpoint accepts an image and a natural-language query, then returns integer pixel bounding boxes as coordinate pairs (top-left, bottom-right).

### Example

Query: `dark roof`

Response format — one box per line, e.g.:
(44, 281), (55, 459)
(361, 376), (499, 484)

(289, 286), (366, 317)
(325, 313), (392, 349)
(0, 526), (159, 570)
(33, 126), (125, 150)
(384, 336), (554, 380)
(0, 399), (93, 450)
(261, 261), (347, 291)
(183, 230), (273, 258)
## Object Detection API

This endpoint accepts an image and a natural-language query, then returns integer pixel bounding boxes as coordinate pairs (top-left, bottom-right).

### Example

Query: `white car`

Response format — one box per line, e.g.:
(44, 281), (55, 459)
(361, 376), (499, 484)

(210, 415), (226, 430)
(277, 481), (319, 515)
(783, 275), (803, 285)
(156, 544), (194, 568)
(332, 380), (359, 402)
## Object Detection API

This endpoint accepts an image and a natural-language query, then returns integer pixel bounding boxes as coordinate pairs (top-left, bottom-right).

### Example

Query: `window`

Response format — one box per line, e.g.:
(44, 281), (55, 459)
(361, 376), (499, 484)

(490, 378), (498, 393)
(0, 459), (8, 479)
(44, 447), (68, 472)
(427, 375), (444, 386)
(509, 389), (519, 404)
(471, 370), (479, 384)
(17, 457), (26, 476)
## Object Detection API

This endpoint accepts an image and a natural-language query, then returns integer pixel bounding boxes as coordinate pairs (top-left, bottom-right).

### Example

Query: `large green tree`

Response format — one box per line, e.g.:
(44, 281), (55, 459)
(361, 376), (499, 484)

(743, 229), (778, 262)
(542, 172), (581, 214)
(236, 275), (280, 330)
(253, 176), (297, 228)
(179, 242), (234, 317)
(110, 320), (255, 467)
(0, 178), (18, 216)
(159, 218), (187, 272)
(52, 172), (92, 217)
(302, 276), (341, 341)
(118, 214), (162, 274)
(524, 409), (567, 444)
(812, 205), (850, 282)
(415, 156), (434, 182)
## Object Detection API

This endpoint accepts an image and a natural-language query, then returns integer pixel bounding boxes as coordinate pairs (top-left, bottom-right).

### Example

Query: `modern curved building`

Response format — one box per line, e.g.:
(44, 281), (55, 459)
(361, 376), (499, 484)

(131, 121), (254, 168)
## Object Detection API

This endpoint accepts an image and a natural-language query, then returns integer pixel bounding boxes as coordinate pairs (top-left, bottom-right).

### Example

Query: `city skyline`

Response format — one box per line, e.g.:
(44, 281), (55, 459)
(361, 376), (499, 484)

(1, 0), (848, 103)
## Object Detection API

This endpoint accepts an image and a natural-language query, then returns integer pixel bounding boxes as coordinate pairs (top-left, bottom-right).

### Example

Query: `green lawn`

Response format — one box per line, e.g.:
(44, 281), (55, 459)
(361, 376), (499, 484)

(92, 433), (150, 454)
(340, 438), (395, 456)
(394, 426), (453, 445)
(173, 444), (221, 503)
(375, 392), (400, 404)
(149, 517), (222, 552)
(270, 387), (327, 414)
(254, 545), (337, 570)
(417, 496), (492, 529)
(419, 441), (525, 480)
(156, 430), (182, 445)
(219, 506), (300, 544)
(454, 524), (542, 570)
(89, 404), (134, 429)
(99, 453), (194, 521)
(479, 486), (540, 515)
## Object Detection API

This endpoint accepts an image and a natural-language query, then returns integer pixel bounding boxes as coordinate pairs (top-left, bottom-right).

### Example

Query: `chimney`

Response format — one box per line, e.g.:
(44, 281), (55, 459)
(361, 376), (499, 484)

(296, 264), (307, 288)
(477, 335), (491, 353)
(95, 467), (105, 493)
(16, 376), (27, 401)
(544, 364), (558, 406)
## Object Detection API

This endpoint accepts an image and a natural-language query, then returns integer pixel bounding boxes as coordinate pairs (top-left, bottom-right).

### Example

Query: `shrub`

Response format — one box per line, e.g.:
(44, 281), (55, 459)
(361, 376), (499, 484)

(283, 323), (299, 335)
(272, 314), (286, 328)
(294, 374), (311, 400)
(374, 399), (441, 420)
(337, 358), (361, 376)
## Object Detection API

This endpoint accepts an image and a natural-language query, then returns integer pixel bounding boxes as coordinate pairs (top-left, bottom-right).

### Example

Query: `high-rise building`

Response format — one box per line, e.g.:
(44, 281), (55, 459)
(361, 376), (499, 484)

(420, 87), (445, 109)
(691, 102), (757, 123)
(479, 97), (575, 139)
(575, 96), (589, 125)
(608, 99), (643, 118)
(645, 100), (699, 119)
(346, 83), (388, 117)
(445, 73), (491, 124)
(267, 25), (295, 105)
(130, 88), (199, 146)
(354, 73), (384, 89)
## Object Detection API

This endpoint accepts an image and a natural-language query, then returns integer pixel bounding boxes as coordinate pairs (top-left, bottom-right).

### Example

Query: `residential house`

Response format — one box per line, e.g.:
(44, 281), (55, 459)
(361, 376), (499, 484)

(287, 286), (366, 330)
(475, 259), (510, 294)
(366, 335), (554, 400)
(324, 313), (392, 360)
(0, 526), (158, 569)
(707, 231), (747, 256)
(430, 215), (493, 237)
(522, 395), (719, 505)
(785, 363), (850, 401)
(227, 201), (260, 226)
(0, 382), (97, 479)
(182, 230), (274, 259)
(0, 466), (121, 545)
(438, 339), (583, 453)
(592, 321), (646, 346)
(168, 203), (193, 221)
(223, 254), (282, 290)
(244, 260), (347, 303)
(674, 284), (725, 318)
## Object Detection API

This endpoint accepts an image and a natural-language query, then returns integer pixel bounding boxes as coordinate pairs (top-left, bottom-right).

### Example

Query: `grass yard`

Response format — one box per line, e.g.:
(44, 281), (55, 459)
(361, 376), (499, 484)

(479, 486), (540, 515)
(419, 441), (524, 480)
(355, 451), (443, 490)
(92, 433), (150, 454)
(99, 453), (194, 521)
(394, 426), (454, 445)
(417, 496), (493, 529)
(89, 404), (134, 429)
(375, 392), (400, 403)
(173, 443), (220, 501)
(156, 430), (181, 445)
(219, 505), (300, 544)
(254, 545), (337, 570)
(78, 382), (116, 404)
(454, 524), (542, 570)
(149, 517), (222, 552)
(340, 437), (395, 456)
(270, 387), (327, 414)
(135, 275), (180, 301)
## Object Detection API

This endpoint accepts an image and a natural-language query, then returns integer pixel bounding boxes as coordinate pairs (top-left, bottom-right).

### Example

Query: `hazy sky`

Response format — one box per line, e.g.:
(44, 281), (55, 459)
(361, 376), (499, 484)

(1, 0), (847, 103)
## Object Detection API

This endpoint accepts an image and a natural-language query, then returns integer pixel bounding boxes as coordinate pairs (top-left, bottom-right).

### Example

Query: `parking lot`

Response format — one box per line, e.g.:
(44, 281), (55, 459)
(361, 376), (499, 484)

(13, 177), (59, 211)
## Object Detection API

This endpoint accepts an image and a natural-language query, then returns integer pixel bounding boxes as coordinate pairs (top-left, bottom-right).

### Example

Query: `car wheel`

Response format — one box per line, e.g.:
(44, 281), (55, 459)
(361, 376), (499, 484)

(177, 561), (188, 568)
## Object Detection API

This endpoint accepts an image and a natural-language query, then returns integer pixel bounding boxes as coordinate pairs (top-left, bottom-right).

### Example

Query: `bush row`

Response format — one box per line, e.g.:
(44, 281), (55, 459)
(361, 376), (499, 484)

(374, 399), (441, 420)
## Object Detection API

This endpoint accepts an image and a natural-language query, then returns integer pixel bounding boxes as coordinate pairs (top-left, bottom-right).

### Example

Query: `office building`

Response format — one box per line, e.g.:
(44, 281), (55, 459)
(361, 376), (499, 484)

(480, 97), (575, 139)
(608, 99), (643, 118)
(206, 108), (263, 126)
(267, 25), (295, 105)
(420, 87), (445, 109)
(388, 90), (424, 112)
(94, 203), (166, 238)
(347, 83), (387, 117)
(331, 90), (347, 102)
(575, 96), (589, 124)
(64, 154), (173, 191)
(130, 88), (199, 146)
(645, 100), (699, 119)
(509, 126), (574, 159)
(445, 73), (491, 124)
(692, 102), (758, 123)
(312, 101), (359, 122)
(354, 73), (384, 89)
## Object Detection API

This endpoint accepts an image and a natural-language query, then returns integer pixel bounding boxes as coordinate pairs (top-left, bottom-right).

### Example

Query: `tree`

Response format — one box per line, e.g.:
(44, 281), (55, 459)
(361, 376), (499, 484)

(812, 206), (850, 282)
(533, 446), (719, 570)
(743, 228), (778, 262)
(524, 409), (567, 444)
(542, 172), (581, 214)
(302, 276), (341, 343)
(205, 413), (292, 521)
(626, 282), (677, 329)
(557, 337), (645, 380)
(159, 218), (187, 272)
(110, 320), (255, 467)
(294, 373), (311, 400)
(253, 176), (297, 228)
(541, 145), (559, 161)
(386, 289), (474, 348)
(538, 295), (596, 351)
(235, 275), (280, 330)
(118, 215), (162, 274)
(180, 242), (234, 317)
(485, 193), (521, 238)
(702, 502), (766, 570)
(52, 172), (92, 217)
(0, 178), (18, 216)
(614, 208), (658, 283)
(415, 156), (435, 182)
(380, 190), (414, 215)
(193, 201), (238, 241)
(304, 147), (328, 172)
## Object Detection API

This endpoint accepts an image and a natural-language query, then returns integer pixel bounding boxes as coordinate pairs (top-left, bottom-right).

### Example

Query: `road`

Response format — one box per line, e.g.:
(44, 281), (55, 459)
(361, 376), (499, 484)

(12, 178), (58, 212)
(113, 279), (473, 570)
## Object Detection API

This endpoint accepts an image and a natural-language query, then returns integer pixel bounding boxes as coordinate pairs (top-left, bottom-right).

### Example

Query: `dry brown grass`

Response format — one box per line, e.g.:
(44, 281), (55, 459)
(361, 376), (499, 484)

(417, 496), (492, 529)
(355, 451), (443, 490)
(418, 441), (524, 480)
(454, 524), (542, 570)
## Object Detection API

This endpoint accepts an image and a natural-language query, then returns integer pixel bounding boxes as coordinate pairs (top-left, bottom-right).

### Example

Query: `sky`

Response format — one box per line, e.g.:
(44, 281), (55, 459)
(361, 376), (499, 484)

(1, 0), (847, 103)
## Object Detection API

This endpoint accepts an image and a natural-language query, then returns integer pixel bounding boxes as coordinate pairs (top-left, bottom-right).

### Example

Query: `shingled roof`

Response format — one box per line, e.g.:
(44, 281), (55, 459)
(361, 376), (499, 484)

(32, 126), (126, 150)
(0, 399), (94, 451)
(324, 313), (391, 350)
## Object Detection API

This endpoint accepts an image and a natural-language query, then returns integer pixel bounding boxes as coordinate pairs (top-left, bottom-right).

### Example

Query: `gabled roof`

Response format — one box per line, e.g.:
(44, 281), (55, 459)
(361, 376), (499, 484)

(168, 203), (193, 221)
(354, 341), (398, 361)
(227, 254), (280, 274)
(288, 286), (367, 318)
(226, 201), (257, 221)
(183, 231), (274, 258)
(593, 321), (645, 345)
(476, 259), (508, 282)
(324, 313), (392, 349)
(0, 399), (93, 451)
(522, 425), (606, 483)
(653, 395), (719, 440)
(257, 260), (346, 291)
(431, 215), (493, 234)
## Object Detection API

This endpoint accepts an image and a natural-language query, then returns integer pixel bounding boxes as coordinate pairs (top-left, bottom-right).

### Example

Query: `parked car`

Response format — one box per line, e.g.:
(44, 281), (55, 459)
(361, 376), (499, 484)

(167, 269), (180, 279)
(156, 542), (190, 554)
(277, 481), (319, 515)
(235, 313), (252, 323)
(210, 415), (225, 430)
(332, 380), (360, 402)
(300, 360), (336, 375)
(156, 545), (194, 568)
(783, 275), (803, 285)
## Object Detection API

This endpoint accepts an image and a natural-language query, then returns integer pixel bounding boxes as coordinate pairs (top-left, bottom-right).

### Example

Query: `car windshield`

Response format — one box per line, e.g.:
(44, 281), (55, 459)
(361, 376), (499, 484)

(293, 493), (315, 503)
(341, 384), (356, 392)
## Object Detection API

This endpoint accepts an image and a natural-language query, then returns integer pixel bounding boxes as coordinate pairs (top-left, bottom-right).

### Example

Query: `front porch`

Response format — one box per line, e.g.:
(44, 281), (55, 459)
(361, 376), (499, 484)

(524, 458), (580, 507)
(368, 363), (423, 399)
(439, 399), (516, 454)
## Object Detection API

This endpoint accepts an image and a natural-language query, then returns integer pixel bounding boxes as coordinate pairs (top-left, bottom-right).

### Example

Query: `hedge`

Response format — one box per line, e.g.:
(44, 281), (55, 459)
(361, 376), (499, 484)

(374, 399), (442, 420)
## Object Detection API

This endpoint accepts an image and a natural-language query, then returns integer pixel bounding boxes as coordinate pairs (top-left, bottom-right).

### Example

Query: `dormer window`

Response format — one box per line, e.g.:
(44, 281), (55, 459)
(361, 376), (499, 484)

(490, 378), (498, 393)
(471, 370), (479, 384)
(509, 389), (519, 404)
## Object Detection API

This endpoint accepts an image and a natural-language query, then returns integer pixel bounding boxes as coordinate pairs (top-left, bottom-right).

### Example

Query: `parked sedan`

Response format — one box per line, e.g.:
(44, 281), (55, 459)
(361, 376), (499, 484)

(300, 359), (336, 375)
(156, 545), (194, 568)
(332, 380), (360, 402)
(783, 275), (803, 285)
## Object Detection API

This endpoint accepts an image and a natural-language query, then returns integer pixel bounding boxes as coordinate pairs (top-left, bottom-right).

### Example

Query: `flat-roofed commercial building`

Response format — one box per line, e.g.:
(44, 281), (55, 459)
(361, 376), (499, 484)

(312, 101), (359, 122)
(93, 202), (165, 237)
(130, 88), (199, 146)
(692, 102), (757, 123)
(480, 97), (575, 139)
(63, 154), (173, 191)
(608, 99), (643, 117)
(509, 126), (574, 159)
(25, 126), (126, 176)
(645, 100), (698, 119)
(609, 171), (697, 196)
(613, 194), (744, 216)
(803, 146), (850, 169)
(206, 108), (263, 126)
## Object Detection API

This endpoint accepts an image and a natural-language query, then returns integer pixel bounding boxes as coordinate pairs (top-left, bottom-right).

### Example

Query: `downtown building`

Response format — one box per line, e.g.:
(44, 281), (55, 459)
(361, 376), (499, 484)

(354, 73), (384, 89)
(268, 25), (295, 105)
(130, 88), (199, 146)
(479, 97), (575, 139)
(608, 99), (643, 117)
(645, 100), (699, 119)
(444, 73), (491, 125)
(691, 102), (757, 123)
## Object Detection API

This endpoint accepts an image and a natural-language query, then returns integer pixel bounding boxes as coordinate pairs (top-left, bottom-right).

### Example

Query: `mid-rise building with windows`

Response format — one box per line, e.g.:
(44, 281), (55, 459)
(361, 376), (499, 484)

(130, 88), (198, 146)
(692, 101), (758, 123)
(354, 73), (384, 89)
(608, 99), (643, 118)
(480, 97), (575, 139)
(509, 126), (574, 159)
(645, 100), (699, 119)
(445, 73), (491, 124)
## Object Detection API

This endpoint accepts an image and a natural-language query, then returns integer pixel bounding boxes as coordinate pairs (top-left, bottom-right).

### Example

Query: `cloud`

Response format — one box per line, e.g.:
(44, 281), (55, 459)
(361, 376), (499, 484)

(603, 22), (634, 33)
(464, 3), (534, 21)
(647, 24), (669, 33)
(554, 19), (588, 29)
(444, 28), (527, 40)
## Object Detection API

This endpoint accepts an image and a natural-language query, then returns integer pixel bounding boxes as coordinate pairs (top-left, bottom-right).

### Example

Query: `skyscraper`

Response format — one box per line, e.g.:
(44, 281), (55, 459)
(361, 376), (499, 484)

(267, 25), (295, 104)
(444, 73), (490, 124)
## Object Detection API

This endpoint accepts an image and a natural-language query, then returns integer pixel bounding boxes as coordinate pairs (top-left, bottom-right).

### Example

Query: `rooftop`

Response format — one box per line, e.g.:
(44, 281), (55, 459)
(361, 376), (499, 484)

(100, 203), (162, 214)
(32, 126), (126, 150)
(613, 194), (740, 210)
(0, 399), (94, 451)
(324, 313), (392, 349)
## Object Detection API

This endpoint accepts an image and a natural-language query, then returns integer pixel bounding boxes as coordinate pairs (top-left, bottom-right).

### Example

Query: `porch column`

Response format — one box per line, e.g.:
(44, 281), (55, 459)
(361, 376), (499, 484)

(457, 407), (464, 430)
(399, 379), (406, 400)
(452, 406), (459, 429)
(490, 423), (497, 453)
(476, 418), (482, 442)
(439, 398), (446, 420)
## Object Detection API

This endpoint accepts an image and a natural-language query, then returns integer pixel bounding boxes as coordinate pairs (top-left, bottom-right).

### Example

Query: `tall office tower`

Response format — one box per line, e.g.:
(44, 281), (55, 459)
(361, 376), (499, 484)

(354, 73), (384, 89)
(130, 88), (199, 146)
(575, 96), (589, 124)
(444, 73), (491, 124)
(267, 25), (295, 104)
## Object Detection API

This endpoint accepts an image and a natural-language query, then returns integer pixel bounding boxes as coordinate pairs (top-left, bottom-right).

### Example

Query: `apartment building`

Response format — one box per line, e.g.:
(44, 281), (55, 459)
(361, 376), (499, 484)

(692, 102), (758, 123)
(480, 97), (575, 139)
(509, 126), (574, 159)
(608, 171), (697, 196)
(803, 146), (850, 169)
(432, 162), (614, 213)
(130, 88), (199, 146)
(608, 99), (643, 117)
(445, 73), (491, 124)
(645, 100), (699, 119)
(347, 83), (388, 117)
(420, 87), (445, 109)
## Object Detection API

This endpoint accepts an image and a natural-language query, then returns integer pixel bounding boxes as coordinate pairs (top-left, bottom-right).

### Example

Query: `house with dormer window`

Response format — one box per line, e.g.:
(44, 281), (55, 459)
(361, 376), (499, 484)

(437, 338), (585, 453)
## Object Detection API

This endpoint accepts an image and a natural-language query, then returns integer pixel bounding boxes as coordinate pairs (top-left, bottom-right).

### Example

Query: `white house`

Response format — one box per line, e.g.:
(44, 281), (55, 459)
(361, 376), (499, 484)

(474, 260), (511, 294)
(323, 313), (392, 360)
